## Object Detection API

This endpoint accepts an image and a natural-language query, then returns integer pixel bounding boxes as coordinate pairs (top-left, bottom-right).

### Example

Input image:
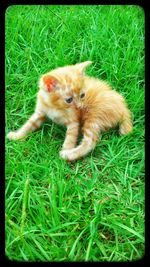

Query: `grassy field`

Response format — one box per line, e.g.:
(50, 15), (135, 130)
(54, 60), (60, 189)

(5, 5), (145, 261)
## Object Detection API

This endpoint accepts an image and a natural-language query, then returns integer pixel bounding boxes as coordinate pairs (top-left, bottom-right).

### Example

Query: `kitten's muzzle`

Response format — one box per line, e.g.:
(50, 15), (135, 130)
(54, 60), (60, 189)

(74, 101), (83, 108)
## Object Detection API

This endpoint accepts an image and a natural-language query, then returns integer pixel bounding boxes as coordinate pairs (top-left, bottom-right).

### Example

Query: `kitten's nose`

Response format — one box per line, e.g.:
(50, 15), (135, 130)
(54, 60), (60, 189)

(74, 101), (82, 108)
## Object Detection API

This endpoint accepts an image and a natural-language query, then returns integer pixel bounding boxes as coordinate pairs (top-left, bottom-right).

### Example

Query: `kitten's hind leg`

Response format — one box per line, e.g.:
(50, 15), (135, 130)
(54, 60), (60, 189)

(60, 122), (100, 161)
(7, 111), (46, 140)
(61, 122), (79, 150)
(119, 116), (133, 135)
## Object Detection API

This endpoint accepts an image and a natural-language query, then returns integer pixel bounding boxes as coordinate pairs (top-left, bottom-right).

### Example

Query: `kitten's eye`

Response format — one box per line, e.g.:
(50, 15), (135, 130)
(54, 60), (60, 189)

(65, 97), (73, 103)
(80, 93), (85, 99)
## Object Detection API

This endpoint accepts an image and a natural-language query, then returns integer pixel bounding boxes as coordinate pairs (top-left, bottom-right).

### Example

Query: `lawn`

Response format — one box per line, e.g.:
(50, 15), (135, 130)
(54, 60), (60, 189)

(5, 5), (145, 261)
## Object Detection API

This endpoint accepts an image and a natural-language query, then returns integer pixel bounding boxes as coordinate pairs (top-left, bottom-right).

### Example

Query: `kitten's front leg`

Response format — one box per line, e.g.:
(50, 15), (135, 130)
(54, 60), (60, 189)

(7, 111), (46, 140)
(60, 122), (100, 161)
(60, 122), (79, 151)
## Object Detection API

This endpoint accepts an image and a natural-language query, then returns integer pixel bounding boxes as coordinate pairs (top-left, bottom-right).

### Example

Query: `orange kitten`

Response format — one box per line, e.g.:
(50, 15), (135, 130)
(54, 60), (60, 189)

(7, 61), (132, 161)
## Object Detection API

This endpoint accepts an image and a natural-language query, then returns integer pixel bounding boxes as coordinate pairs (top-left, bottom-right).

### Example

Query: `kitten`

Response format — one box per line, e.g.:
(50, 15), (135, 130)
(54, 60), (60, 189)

(7, 61), (132, 161)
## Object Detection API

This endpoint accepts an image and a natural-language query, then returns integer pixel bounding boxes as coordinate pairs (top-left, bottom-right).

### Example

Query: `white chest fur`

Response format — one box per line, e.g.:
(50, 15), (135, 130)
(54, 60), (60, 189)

(46, 108), (65, 124)
(38, 90), (68, 125)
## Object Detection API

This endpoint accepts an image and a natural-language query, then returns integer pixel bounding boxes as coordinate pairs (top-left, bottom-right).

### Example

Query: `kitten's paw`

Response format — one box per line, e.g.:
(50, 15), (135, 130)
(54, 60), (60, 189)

(59, 150), (75, 161)
(7, 131), (23, 140)
(59, 150), (69, 160)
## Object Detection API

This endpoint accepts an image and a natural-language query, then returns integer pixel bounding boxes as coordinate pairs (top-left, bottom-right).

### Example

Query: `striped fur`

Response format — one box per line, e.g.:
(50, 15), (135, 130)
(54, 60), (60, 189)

(7, 61), (133, 161)
(7, 111), (46, 140)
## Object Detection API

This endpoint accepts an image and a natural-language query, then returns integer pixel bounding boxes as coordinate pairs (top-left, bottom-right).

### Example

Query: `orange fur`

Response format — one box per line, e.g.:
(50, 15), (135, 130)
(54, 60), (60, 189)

(7, 61), (132, 161)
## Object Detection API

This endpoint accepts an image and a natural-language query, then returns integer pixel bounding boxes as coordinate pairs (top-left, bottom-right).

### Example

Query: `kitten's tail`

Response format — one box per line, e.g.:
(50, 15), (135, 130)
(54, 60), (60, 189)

(119, 108), (133, 135)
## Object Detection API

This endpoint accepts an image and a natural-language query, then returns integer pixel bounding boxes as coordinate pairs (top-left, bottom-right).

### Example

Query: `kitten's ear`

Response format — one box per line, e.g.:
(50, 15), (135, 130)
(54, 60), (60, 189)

(42, 75), (58, 93)
(75, 61), (92, 74)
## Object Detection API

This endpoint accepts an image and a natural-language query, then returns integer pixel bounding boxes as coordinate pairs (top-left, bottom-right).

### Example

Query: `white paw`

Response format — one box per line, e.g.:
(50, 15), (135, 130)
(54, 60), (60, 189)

(59, 149), (70, 160)
(59, 150), (75, 161)
(7, 131), (23, 140)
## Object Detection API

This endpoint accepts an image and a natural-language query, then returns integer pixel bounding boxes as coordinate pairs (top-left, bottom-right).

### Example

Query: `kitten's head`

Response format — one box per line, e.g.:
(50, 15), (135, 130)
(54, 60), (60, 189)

(39, 61), (92, 108)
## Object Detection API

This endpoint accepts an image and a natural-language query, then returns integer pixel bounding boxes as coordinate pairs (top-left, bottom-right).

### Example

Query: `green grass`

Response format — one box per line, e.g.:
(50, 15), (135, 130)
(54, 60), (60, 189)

(5, 5), (145, 261)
